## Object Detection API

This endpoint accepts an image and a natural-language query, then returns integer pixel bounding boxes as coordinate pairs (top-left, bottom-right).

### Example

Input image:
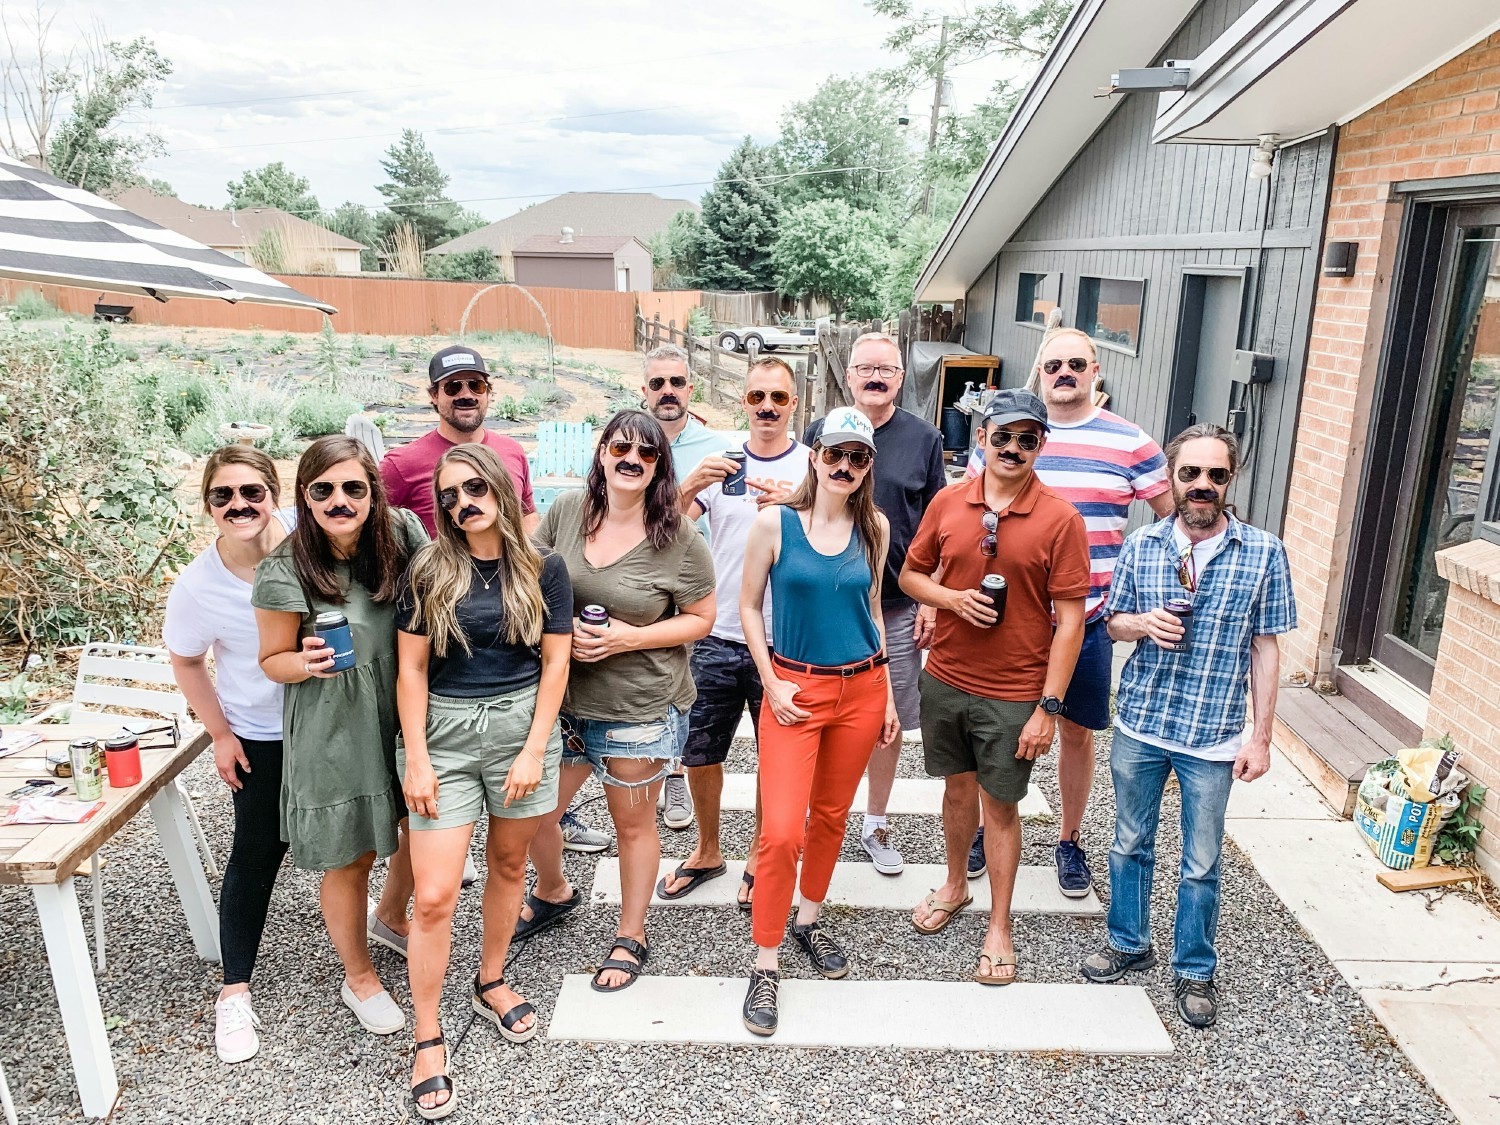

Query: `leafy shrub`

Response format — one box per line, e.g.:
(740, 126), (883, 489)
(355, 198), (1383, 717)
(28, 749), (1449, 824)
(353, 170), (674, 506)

(426, 248), (501, 281)
(0, 675), (30, 723)
(0, 325), (194, 649)
(290, 390), (361, 437)
(180, 378), (300, 458)
(133, 366), (211, 436)
(5, 288), (58, 320)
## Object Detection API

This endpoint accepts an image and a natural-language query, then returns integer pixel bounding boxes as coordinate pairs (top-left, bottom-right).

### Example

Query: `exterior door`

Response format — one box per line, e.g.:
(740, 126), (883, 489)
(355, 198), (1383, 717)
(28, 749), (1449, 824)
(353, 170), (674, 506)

(1374, 204), (1500, 688)
(1169, 269), (1247, 435)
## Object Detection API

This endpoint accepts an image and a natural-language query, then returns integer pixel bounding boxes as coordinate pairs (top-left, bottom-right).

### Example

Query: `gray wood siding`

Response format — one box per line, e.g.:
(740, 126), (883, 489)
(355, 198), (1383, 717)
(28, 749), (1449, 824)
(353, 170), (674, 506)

(961, 0), (1334, 534)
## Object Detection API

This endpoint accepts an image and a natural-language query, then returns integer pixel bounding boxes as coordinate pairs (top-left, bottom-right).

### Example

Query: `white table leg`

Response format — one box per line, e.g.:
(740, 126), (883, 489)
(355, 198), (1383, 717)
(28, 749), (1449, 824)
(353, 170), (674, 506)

(148, 786), (221, 962)
(31, 880), (118, 1120)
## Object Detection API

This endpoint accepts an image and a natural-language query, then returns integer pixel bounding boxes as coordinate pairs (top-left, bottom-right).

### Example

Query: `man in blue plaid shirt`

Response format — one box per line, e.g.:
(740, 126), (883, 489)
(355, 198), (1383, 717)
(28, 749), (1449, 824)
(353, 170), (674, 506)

(1080, 423), (1296, 1030)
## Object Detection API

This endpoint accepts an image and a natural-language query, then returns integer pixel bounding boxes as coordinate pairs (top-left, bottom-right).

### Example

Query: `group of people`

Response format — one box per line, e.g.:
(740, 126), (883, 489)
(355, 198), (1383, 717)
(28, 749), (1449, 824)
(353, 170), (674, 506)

(163, 327), (1295, 1118)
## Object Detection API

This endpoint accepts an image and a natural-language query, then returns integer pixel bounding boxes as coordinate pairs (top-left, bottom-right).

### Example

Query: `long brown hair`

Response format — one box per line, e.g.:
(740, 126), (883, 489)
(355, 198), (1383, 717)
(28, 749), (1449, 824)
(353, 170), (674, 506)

(582, 409), (681, 550)
(405, 445), (547, 656)
(290, 435), (409, 605)
(200, 444), (280, 513)
(784, 443), (885, 596)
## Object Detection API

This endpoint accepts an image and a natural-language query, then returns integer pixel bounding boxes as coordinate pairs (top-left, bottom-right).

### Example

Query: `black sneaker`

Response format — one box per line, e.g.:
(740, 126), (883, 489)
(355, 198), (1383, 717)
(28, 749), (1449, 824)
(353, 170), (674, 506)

(967, 827), (986, 879)
(1174, 977), (1219, 1028)
(1055, 831), (1092, 898)
(791, 921), (849, 979)
(742, 969), (780, 1036)
(1080, 944), (1157, 983)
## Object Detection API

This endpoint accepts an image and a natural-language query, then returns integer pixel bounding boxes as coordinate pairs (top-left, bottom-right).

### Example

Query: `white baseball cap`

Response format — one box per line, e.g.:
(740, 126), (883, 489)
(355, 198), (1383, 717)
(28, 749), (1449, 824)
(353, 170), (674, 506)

(819, 406), (876, 450)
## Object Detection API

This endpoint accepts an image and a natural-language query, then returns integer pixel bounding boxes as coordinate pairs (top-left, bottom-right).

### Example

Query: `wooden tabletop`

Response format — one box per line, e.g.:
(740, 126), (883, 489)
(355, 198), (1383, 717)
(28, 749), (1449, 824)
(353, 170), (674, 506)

(0, 722), (208, 886)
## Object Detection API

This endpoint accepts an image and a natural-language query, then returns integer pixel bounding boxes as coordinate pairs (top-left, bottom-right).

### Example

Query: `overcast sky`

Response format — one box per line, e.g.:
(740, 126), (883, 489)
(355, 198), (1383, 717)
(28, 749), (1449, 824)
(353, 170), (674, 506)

(13, 0), (1018, 220)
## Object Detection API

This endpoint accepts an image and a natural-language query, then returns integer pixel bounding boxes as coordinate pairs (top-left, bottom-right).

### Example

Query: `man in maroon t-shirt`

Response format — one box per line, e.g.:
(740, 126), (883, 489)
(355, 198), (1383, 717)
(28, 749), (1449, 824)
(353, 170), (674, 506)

(380, 345), (538, 536)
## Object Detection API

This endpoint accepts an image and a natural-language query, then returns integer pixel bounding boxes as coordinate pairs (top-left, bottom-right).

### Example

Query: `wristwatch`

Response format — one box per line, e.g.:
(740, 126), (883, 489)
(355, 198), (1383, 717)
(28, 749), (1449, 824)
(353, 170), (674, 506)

(1038, 695), (1064, 716)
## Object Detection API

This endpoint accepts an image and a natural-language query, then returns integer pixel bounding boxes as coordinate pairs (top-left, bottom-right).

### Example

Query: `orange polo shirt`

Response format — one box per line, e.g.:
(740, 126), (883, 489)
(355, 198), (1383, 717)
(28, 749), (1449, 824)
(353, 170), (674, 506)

(904, 471), (1090, 701)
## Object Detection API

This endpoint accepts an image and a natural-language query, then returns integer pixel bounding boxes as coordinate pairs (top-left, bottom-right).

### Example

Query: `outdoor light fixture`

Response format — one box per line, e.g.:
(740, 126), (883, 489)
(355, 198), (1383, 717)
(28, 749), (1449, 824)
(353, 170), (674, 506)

(1249, 134), (1279, 180)
(1323, 242), (1359, 277)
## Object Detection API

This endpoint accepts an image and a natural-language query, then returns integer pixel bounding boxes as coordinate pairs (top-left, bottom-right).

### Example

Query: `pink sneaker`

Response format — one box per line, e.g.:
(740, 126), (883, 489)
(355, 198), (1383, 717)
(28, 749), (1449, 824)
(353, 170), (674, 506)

(215, 992), (261, 1064)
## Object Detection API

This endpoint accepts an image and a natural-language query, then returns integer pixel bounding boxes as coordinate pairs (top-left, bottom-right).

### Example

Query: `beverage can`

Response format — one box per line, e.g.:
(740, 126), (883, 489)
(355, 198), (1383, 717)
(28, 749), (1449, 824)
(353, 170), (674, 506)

(315, 610), (357, 672)
(723, 450), (748, 496)
(69, 738), (104, 800)
(1165, 597), (1194, 654)
(978, 574), (1008, 628)
(580, 604), (610, 628)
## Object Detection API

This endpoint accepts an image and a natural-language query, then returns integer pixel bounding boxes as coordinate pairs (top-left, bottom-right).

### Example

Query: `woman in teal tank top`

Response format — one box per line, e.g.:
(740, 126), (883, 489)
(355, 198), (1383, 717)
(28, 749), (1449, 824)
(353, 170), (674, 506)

(738, 407), (898, 1037)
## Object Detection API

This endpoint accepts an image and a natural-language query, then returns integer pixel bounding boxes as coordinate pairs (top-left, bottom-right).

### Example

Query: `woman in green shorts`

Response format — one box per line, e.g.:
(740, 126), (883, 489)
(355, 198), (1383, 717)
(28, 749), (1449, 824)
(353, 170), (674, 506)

(253, 436), (427, 1040)
(394, 445), (572, 1119)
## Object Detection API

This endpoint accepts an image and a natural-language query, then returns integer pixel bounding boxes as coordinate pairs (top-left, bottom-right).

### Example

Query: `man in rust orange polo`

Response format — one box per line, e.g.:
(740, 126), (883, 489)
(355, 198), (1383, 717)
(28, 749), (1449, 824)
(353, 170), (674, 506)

(899, 388), (1090, 985)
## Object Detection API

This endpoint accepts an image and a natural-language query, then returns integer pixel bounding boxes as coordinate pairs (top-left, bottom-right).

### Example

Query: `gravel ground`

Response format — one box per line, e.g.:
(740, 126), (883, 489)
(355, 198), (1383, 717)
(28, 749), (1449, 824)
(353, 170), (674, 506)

(0, 730), (1453, 1124)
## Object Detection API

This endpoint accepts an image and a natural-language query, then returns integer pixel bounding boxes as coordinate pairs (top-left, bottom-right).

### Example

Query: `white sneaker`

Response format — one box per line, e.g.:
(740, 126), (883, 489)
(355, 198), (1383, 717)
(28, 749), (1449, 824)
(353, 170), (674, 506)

(862, 826), (904, 876)
(661, 774), (694, 830)
(215, 992), (261, 1064)
(341, 980), (405, 1035)
(461, 854), (480, 888)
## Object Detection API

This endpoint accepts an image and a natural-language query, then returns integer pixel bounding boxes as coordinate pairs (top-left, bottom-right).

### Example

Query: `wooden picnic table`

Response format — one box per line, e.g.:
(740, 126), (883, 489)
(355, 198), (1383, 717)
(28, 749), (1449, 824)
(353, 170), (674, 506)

(0, 721), (218, 1119)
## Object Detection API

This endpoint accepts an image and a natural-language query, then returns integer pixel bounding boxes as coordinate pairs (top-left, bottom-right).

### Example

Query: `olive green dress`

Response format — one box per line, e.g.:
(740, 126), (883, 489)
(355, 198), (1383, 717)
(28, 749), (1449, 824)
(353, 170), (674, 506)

(251, 508), (428, 871)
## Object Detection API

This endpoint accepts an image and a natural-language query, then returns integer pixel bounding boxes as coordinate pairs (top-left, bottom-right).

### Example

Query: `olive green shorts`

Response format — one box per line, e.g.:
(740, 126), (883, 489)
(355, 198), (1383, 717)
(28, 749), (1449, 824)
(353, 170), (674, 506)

(397, 684), (563, 830)
(918, 670), (1038, 804)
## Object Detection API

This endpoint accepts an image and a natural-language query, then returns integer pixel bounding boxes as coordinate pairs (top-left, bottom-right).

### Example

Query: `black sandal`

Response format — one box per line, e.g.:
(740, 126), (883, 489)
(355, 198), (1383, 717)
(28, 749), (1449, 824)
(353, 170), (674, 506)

(513, 886), (581, 941)
(472, 973), (537, 1043)
(737, 872), (755, 913)
(411, 1034), (457, 1121)
(655, 862), (728, 900)
(590, 935), (649, 993)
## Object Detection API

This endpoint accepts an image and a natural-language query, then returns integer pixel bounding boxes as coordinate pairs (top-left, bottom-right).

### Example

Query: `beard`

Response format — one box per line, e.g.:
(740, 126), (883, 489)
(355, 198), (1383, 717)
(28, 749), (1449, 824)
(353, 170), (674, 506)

(650, 398), (686, 422)
(1173, 482), (1226, 529)
(439, 401), (485, 434)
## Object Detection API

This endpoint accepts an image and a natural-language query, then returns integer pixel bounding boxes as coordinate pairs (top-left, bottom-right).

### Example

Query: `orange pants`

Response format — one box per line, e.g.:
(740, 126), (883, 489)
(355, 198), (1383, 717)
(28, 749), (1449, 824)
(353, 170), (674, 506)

(752, 659), (887, 948)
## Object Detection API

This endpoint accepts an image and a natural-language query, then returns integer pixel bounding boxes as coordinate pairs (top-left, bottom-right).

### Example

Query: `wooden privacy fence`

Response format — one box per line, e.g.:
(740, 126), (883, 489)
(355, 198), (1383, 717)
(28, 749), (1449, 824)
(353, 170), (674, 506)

(0, 275), (654, 351)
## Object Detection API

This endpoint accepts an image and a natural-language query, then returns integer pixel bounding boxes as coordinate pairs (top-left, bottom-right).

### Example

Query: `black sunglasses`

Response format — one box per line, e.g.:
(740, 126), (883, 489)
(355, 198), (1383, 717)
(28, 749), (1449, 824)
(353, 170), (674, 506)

(438, 477), (490, 512)
(988, 428), (1043, 452)
(307, 479), (370, 503)
(207, 483), (269, 508)
(1176, 465), (1232, 487)
(1042, 357), (1090, 375)
(647, 375), (689, 392)
(745, 388), (791, 406)
(818, 445), (874, 470)
(606, 439), (660, 465)
(981, 510), (999, 557)
(439, 378), (489, 397)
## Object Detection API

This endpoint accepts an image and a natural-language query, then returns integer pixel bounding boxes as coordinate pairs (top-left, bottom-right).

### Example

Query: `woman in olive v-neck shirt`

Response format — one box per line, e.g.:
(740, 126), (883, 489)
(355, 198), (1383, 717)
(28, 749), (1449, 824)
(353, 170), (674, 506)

(528, 410), (715, 994)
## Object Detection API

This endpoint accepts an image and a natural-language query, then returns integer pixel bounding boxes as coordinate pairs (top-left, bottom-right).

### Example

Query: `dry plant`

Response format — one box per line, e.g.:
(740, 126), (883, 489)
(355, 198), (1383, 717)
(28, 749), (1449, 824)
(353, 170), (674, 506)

(381, 220), (425, 278)
(247, 215), (338, 274)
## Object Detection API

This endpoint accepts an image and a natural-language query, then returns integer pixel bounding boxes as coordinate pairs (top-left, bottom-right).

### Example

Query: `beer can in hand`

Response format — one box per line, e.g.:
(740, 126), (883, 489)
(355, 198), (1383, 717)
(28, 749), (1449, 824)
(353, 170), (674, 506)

(315, 611), (357, 672)
(1165, 598), (1194, 654)
(978, 574), (1008, 627)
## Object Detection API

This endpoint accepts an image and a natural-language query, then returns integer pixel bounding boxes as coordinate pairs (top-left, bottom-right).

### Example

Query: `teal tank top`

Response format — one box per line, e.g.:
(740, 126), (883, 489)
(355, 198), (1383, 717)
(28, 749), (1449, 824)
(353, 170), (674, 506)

(769, 505), (881, 667)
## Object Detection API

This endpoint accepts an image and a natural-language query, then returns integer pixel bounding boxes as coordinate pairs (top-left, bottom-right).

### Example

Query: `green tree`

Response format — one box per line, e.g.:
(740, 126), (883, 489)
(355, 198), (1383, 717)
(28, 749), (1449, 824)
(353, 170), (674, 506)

(696, 137), (780, 291)
(374, 129), (468, 251)
(872, 0), (1074, 92)
(322, 201), (379, 270)
(773, 76), (913, 212)
(425, 248), (502, 282)
(139, 176), (174, 196)
(648, 209), (706, 288)
(772, 199), (890, 321)
(48, 37), (171, 192)
(226, 161), (320, 215)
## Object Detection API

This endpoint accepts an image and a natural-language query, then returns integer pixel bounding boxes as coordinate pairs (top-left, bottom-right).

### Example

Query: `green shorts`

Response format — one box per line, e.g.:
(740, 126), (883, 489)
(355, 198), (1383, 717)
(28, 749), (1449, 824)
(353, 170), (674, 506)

(918, 670), (1038, 804)
(397, 683), (563, 830)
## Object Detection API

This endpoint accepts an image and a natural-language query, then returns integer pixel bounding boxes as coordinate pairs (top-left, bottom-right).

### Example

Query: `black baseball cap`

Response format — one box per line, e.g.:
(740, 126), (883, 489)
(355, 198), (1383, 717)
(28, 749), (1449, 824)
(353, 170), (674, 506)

(427, 345), (490, 386)
(984, 388), (1050, 431)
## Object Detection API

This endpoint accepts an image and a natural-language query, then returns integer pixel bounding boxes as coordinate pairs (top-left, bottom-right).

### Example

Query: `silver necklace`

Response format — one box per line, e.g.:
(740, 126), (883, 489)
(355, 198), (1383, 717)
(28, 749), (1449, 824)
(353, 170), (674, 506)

(470, 557), (500, 591)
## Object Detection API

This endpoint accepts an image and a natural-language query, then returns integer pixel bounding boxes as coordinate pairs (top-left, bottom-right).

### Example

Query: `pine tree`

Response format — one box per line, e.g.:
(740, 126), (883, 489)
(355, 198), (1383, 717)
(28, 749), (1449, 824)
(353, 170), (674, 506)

(374, 129), (463, 250)
(694, 137), (780, 291)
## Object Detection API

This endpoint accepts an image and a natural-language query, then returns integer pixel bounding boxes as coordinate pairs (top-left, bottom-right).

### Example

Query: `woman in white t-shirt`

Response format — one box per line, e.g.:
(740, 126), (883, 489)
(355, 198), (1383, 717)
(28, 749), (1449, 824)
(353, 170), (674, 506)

(163, 445), (294, 1066)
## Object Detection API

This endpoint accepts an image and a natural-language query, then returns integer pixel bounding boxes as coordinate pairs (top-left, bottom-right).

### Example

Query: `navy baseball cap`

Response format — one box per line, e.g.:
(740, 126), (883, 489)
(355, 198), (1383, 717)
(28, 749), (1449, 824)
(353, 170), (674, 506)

(984, 388), (1050, 431)
(427, 345), (490, 386)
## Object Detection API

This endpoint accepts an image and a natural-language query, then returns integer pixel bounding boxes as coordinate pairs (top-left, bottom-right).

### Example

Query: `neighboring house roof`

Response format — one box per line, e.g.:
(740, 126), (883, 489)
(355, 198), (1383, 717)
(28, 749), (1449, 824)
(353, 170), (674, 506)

(511, 234), (646, 257)
(429, 192), (697, 256)
(110, 187), (365, 251)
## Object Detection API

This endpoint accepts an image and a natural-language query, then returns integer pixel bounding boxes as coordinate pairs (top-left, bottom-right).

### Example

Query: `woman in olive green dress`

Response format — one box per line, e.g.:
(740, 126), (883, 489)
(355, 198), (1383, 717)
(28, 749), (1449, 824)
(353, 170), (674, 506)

(253, 435), (428, 1036)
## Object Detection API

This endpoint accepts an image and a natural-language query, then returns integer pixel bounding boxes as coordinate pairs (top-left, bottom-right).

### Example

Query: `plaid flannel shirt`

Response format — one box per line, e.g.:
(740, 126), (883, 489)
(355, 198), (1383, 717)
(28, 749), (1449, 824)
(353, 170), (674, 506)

(1105, 513), (1297, 750)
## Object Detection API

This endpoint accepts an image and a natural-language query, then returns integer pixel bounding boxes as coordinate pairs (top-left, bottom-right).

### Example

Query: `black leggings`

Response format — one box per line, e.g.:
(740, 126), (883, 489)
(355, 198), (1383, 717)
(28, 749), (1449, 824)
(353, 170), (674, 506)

(220, 737), (290, 986)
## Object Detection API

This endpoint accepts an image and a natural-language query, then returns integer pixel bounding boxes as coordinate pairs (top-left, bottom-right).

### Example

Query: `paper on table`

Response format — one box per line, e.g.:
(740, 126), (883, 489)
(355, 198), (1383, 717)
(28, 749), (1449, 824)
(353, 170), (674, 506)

(3, 796), (105, 825)
(0, 729), (43, 758)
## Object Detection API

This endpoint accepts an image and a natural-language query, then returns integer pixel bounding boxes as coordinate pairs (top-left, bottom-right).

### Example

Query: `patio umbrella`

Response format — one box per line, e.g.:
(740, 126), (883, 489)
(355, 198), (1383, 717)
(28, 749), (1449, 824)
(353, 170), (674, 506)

(0, 152), (336, 313)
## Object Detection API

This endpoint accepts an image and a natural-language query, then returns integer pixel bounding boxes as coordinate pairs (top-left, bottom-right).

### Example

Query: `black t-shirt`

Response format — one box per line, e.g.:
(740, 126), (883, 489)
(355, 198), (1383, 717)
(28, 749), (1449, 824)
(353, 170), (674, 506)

(804, 407), (946, 606)
(397, 551), (574, 698)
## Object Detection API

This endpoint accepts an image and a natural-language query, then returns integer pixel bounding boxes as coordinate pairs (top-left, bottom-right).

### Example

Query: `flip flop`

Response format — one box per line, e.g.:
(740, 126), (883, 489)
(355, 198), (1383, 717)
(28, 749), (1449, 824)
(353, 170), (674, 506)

(974, 950), (1018, 986)
(911, 890), (973, 935)
(737, 871), (755, 913)
(655, 862), (728, 901)
(513, 887), (581, 941)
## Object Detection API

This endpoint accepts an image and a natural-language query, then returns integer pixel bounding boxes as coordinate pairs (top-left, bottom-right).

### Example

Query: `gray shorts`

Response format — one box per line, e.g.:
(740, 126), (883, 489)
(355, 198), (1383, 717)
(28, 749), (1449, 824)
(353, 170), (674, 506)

(918, 670), (1037, 804)
(397, 684), (563, 830)
(883, 601), (923, 732)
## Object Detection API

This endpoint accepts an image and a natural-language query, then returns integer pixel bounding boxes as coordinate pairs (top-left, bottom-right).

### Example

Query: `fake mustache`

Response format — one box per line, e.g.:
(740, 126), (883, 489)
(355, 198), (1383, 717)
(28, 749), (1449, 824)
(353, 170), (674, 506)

(450, 398), (480, 410)
(998, 452), (1024, 466)
(224, 507), (258, 521)
(657, 394), (680, 407)
(1053, 374), (1078, 388)
(755, 409), (781, 421)
(830, 470), (855, 483)
(614, 462), (644, 477)
(457, 505), (484, 524)
(325, 505), (357, 519)
(1185, 489), (1221, 503)
(861, 381), (889, 394)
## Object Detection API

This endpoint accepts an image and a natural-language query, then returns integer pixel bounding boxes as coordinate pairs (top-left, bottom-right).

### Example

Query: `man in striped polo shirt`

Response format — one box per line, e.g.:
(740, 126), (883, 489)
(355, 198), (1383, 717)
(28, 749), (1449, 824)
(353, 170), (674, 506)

(967, 327), (1172, 896)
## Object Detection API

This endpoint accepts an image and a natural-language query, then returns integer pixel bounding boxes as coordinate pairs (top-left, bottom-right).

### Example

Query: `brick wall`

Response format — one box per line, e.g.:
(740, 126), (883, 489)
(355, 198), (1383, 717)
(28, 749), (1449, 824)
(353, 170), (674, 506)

(1282, 31), (1500, 679)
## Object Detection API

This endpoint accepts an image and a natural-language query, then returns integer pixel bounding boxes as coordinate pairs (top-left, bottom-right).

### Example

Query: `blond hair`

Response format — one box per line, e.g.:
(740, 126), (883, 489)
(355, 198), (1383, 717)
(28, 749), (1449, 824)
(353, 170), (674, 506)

(1038, 327), (1097, 361)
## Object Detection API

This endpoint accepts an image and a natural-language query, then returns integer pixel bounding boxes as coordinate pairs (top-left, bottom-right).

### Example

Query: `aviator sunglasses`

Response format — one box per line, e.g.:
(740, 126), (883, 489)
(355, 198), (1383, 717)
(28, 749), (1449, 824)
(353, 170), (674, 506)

(647, 375), (689, 392)
(438, 477), (490, 511)
(306, 479), (370, 503)
(207, 483), (269, 508)
(1042, 357), (1090, 375)
(818, 445), (873, 470)
(1176, 465), (1232, 487)
(745, 388), (791, 407)
(988, 428), (1042, 452)
(980, 510), (1000, 558)
(440, 378), (489, 397)
(606, 439), (661, 465)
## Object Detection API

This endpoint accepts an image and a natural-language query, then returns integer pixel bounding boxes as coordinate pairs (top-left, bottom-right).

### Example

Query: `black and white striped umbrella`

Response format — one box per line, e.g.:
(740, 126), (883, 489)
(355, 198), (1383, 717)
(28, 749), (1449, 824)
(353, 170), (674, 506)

(0, 152), (336, 313)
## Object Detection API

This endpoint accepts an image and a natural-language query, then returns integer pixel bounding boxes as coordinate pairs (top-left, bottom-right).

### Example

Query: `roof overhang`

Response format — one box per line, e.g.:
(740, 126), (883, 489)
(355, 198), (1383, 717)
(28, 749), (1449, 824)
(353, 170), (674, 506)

(1152, 0), (1500, 145)
(915, 0), (1199, 302)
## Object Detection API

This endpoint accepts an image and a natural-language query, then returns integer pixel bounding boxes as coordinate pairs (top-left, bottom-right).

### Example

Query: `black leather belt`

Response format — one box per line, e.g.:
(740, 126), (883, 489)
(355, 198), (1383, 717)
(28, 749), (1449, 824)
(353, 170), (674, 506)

(772, 653), (889, 678)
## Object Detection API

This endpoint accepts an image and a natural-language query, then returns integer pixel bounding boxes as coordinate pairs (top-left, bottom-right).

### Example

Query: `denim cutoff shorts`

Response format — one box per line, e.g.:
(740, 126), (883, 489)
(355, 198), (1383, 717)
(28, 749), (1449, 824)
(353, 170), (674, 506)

(560, 706), (688, 792)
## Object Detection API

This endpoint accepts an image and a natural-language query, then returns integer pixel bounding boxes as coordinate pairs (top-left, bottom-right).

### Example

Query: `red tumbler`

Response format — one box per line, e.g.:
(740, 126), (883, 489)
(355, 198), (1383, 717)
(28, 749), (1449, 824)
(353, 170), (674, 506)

(103, 734), (142, 787)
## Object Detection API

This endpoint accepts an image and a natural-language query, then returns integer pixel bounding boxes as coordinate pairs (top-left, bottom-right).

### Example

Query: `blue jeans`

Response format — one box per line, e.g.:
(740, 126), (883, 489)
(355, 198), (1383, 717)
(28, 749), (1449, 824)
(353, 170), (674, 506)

(1106, 726), (1235, 981)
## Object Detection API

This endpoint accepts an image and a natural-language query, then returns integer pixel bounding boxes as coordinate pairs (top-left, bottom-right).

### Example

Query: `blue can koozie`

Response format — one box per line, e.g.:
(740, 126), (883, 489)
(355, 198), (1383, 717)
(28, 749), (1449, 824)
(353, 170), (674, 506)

(1165, 598), (1194, 654)
(315, 611), (357, 672)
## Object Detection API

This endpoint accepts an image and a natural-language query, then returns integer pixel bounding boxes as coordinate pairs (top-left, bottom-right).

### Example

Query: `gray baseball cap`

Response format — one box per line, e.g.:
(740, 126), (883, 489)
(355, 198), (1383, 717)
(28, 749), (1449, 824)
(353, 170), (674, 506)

(984, 388), (1050, 431)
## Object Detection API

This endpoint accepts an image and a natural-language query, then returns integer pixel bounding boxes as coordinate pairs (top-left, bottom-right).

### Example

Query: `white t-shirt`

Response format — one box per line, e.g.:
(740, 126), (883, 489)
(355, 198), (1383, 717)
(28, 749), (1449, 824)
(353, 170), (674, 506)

(162, 511), (296, 742)
(694, 440), (811, 644)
